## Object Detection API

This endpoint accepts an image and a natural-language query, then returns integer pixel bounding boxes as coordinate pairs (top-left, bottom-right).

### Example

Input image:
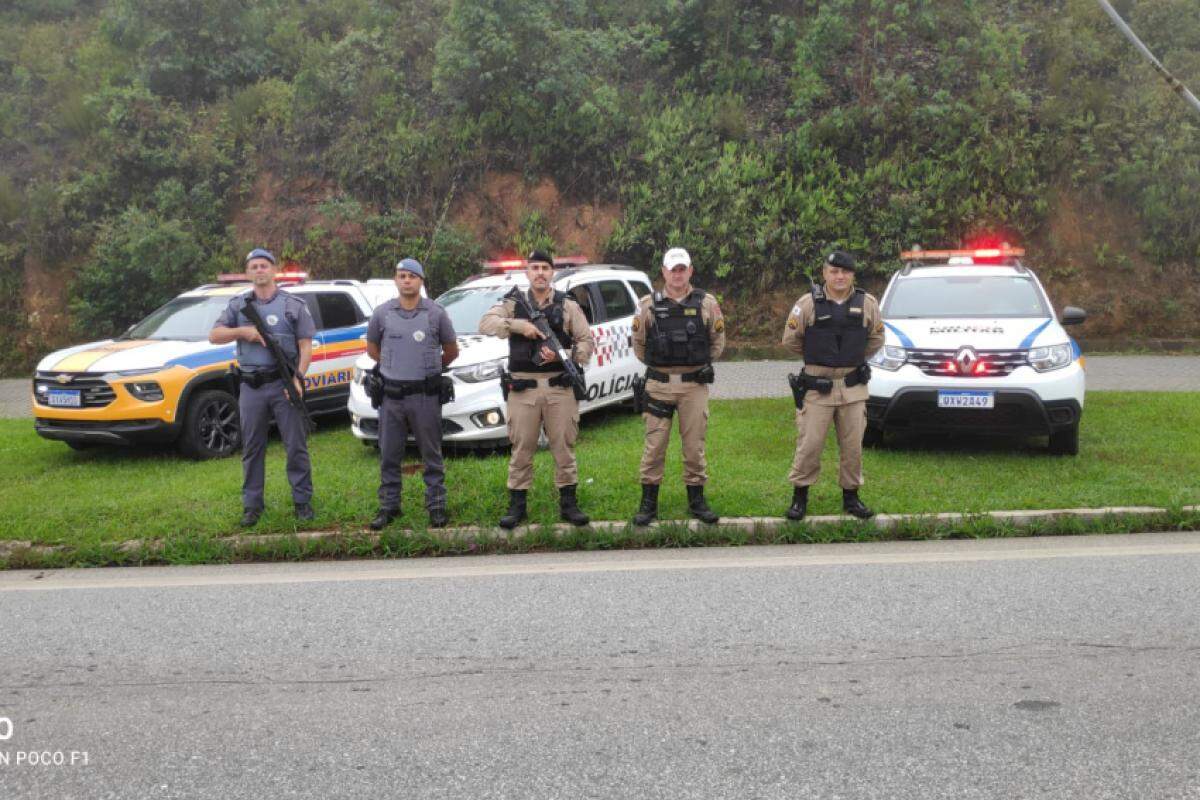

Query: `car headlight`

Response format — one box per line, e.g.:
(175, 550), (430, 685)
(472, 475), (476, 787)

(126, 381), (164, 402)
(1027, 343), (1073, 372)
(452, 358), (504, 383)
(868, 346), (907, 371)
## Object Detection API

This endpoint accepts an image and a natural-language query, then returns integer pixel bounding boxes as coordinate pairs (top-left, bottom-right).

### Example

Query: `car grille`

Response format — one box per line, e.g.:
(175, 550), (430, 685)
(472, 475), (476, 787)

(33, 373), (117, 408)
(906, 349), (1027, 378)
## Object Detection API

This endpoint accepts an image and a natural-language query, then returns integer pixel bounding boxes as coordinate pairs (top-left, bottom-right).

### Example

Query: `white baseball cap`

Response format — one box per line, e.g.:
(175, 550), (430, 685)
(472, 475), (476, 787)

(662, 247), (691, 268)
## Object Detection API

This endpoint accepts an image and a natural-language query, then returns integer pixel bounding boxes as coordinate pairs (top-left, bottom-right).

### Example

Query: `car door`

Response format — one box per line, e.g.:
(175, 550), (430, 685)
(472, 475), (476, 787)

(304, 290), (368, 411)
(587, 277), (641, 407)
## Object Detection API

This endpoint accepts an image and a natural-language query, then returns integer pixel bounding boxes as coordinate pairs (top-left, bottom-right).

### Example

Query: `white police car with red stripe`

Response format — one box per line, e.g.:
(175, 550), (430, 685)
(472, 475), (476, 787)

(865, 245), (1087, 454)
(348, 259), (653, 446)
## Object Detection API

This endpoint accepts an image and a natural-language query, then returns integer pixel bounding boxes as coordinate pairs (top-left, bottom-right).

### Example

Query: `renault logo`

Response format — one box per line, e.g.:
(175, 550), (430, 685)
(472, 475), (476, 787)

(55, 374), (73, 385)
(955, 347), (978, 373)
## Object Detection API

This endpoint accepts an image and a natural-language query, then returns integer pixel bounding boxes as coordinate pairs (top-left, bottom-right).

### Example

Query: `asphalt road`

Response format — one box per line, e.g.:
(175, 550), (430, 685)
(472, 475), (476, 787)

(5, 355), (1199, 419)
(3, 532), (1200, 799)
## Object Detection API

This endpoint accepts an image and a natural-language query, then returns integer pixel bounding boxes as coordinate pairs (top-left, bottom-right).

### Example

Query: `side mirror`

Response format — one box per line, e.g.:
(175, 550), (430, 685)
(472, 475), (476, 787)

(1060, 306), (1087, 326)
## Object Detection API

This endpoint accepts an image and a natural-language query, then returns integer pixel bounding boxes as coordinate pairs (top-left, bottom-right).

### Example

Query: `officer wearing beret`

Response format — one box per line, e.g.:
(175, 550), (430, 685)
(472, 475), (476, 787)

(366, 258), (460, 530)
(210, 248), (317, 527)
(781, 250), (884, 521)
(630, 247), (725, 526)
(478, 251), (595, 529)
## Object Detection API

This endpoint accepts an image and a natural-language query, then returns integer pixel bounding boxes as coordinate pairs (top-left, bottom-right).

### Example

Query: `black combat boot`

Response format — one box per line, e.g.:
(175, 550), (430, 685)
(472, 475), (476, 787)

(369, 507), (398, 531)
(559, 484), (590, 526)
(842, 489), (875, 520)
(498, 489), (528, 530)
(785, 486), (808, 521)
(687, 484), (719, 524)
(294, 502), (315, 521)
(632, 484), (660, 527)
(239, 508), (261, 528)
(428, 508), (449, 529)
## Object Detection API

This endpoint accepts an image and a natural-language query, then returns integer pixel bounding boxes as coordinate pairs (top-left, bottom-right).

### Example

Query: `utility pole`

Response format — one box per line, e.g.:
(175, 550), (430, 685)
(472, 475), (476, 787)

(1096, 0), (1200, 117)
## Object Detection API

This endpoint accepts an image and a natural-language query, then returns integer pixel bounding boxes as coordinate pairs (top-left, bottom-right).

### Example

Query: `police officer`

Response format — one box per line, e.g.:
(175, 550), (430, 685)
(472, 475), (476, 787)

(210, 248), (317, 527)
(630, 247), (725, 526)
(367, 258), (460, 530)
(479, 251), (595, 529)
(781, 250), (884, 521)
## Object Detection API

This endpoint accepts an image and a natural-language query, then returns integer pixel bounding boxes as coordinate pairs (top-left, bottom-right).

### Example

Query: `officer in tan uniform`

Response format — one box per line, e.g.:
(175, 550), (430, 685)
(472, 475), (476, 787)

(782, 250), (884, 520)
(630, 247), (725, 526)
(479, 251), (595, 529)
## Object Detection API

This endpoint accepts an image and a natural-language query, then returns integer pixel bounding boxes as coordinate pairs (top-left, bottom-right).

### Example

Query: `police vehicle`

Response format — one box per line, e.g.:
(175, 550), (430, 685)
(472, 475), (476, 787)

(866, 245), (1087, 454)
(348, 258), (652, 446)
(33, 271), (396, 458)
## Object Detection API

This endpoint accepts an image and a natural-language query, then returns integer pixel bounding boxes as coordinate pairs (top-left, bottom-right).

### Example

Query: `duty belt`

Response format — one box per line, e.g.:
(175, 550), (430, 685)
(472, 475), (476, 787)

(506, 373), (575, 393)
(239, 368), (282, 388)
(383, 375), (442, 399)
(800, 364), (871, 393)
(644, 366), (713, 384)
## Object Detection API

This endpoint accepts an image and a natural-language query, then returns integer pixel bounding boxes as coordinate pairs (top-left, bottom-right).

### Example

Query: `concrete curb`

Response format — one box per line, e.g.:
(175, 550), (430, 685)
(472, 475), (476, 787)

(3, 505), (1198, 561)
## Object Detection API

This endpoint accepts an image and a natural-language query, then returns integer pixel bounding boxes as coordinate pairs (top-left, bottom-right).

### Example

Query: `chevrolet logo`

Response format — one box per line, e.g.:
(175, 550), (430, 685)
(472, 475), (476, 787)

(954, 347), (978, 374)
(55, 374), (73, 385)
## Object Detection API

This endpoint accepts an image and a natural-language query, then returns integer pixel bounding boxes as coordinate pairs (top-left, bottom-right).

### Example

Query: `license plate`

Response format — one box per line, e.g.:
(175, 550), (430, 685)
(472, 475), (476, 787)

(937, 390), (994, 409)
(47, 388), (82, 408)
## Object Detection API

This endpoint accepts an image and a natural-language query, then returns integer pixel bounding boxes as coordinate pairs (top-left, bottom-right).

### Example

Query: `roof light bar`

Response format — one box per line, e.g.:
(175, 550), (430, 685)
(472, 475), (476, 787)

(900, 246), (1025, 261)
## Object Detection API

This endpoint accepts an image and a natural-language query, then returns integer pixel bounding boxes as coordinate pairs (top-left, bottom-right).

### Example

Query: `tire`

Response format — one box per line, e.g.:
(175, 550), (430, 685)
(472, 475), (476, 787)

(862, 424), (884, 448)
(179, 389), (241, 459)
(1048, 424), (1079, 456)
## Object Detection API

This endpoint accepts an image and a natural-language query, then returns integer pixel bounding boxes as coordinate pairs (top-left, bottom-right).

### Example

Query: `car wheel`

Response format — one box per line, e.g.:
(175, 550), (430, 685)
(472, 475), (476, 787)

(179, 389), (241, 459)
(862, 424), (884, 448)
(1048, 424), (1079, 456)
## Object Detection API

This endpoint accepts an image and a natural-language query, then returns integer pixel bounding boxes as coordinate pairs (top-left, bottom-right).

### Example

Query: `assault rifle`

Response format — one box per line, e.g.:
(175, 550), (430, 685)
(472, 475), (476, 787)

(241, 296), (315, 433)
(506, 287), (587, 401)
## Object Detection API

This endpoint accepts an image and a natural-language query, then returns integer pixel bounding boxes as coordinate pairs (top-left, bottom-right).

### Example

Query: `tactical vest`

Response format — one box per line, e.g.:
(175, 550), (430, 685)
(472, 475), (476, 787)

(378, 301), (443, 381)
(802, 288), (869, 368)
(644, 289), (711, 368)
(508, 290), (570, 373)
(234, 290), (305, 371)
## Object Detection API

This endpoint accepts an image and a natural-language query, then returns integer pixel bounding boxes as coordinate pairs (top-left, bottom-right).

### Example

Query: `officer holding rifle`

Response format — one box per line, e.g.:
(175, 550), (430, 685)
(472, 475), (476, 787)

(210, 248), (316, 527)
(479, 251), (595, 530)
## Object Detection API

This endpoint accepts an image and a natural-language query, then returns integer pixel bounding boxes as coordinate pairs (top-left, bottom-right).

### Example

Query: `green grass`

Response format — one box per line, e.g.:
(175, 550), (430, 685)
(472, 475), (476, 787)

(2, 392), (1197, 554)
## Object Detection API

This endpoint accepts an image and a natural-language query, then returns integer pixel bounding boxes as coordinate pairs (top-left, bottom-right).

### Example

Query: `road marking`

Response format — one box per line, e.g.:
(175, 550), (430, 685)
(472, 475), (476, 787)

(3, 535), (1199, 592)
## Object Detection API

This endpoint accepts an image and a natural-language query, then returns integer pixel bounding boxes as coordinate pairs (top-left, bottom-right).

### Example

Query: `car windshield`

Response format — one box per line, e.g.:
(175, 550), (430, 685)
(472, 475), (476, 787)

(436, 286), (511, 334)
(121, 296), (233, 341)
(884, 275), (1048, 319)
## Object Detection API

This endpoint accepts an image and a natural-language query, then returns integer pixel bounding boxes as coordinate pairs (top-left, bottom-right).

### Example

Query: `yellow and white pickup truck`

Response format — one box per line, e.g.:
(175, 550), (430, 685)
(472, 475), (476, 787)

(32, 276), (396, 458)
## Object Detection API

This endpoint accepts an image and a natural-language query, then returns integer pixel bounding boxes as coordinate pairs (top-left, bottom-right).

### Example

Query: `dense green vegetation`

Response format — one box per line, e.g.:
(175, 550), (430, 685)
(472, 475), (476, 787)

(2, 0), (1199, 372)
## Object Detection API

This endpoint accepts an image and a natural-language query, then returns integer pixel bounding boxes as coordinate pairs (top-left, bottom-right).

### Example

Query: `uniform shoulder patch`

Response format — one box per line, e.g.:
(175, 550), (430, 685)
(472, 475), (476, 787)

(631, 316), (640, 332)
(787, 316), (799, 330)
(713, 317), (725, 333)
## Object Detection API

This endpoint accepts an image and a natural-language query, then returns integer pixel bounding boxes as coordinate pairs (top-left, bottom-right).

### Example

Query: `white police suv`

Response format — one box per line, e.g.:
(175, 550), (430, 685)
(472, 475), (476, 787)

(348, 259), (652, 446)
(865, 246), (1087, 454)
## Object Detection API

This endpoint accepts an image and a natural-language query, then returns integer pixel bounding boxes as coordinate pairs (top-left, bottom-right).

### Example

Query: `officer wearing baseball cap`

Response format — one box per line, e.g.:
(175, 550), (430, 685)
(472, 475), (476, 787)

(210, 247), (317, 526)
(781, 250), (884, 521)
(478, 250), (595, 529)
(366, 258), (460, 530)
(629, 246), (726, 526)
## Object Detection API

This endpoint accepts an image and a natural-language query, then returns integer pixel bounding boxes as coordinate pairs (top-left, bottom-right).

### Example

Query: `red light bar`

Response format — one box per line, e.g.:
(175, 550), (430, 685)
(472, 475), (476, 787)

(901, 246), (1025, 261)
(275, 271), (308, 284)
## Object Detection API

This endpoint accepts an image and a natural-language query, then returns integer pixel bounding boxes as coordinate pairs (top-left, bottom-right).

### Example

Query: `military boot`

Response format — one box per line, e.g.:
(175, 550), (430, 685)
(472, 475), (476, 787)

(369, 507), (398, 531)
(239, 508), (261, 528)
(785, 486), (808, 521)
(498, 489), (528, 530)
(687, 484), (719, 524)
(428, 507), (449, 529)
(559, 484), (590, 526)
(632, 484), (660, 527)
(842, 489), (875, 520)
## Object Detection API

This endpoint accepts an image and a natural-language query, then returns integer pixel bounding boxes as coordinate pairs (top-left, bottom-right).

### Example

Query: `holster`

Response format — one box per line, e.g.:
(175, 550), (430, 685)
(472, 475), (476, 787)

(646, 397), (677, 419)
(226, 364), (242, 400)
(500, 369), (511, 402)
(844, 363), (872, 387)
(364, 366), (384, 410)
(631, 375), (646, 414)
(787, 373), (804, 411)
(692, 364), (715, 384)
(438, 375), (455, 405)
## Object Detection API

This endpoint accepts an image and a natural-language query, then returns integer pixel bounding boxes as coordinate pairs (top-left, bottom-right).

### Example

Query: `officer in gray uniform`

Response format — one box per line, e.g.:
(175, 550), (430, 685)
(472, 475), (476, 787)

(210, 248), (317, 527)
(366, 258), (460, 530)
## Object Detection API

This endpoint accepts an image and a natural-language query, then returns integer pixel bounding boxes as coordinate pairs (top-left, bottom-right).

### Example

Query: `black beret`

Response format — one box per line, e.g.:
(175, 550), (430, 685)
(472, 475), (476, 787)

(826, 250), (856, 271)
(527, 250), (554, 267)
